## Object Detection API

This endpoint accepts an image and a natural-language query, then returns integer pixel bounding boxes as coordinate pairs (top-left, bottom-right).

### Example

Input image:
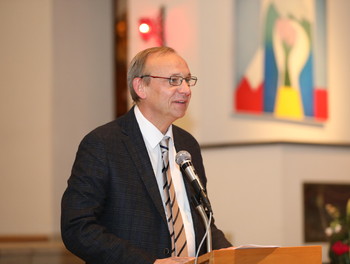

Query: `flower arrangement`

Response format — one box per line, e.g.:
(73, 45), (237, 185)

(325, 199), (350, 264)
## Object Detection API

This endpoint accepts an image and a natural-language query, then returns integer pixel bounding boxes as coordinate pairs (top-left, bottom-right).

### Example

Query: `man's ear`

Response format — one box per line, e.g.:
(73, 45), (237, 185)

(133, 77), (147, 99)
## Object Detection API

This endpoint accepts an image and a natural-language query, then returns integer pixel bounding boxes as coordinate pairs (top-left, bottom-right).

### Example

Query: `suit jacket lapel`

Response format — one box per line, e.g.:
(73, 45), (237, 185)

(119, 108), (167, 224)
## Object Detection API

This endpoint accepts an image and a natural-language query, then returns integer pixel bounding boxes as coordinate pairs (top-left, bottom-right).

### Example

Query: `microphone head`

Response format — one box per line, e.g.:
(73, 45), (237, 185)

(175, 150), (192, 165)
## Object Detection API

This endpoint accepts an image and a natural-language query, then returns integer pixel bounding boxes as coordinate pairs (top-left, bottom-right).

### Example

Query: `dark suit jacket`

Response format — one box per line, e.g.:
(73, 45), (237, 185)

(61, 107), (231, 264)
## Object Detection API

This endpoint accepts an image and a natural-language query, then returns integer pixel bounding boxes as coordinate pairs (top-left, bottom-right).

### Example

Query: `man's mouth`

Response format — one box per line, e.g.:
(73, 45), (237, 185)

(175, 100), (187, 104)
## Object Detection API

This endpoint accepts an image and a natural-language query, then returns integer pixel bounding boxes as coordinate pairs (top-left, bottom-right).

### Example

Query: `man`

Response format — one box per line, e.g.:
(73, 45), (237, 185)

(61, 47), (232, 264)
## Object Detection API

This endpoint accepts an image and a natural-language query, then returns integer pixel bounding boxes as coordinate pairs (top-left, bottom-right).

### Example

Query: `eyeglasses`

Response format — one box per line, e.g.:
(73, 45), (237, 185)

(140, 75), (198, 87)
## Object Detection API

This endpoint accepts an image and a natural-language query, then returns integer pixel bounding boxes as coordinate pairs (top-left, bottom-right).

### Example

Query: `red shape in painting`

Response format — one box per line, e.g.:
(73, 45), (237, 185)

(314, 89), (328, 120)
(235, 77), (263, 113)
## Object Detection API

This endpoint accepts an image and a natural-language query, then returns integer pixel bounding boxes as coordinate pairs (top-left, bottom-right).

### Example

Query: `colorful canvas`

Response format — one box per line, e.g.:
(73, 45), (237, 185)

(234, 0), (328, 122)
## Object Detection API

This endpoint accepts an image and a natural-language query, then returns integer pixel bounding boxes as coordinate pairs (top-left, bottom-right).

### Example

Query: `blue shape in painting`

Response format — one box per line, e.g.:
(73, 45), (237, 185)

(263, 3), (279, 113)
(264, 46), (278, 113)
(299, 54), (315, 117)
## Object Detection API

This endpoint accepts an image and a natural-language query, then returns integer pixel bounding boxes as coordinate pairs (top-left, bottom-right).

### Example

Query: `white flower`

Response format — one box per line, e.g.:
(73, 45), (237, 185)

(334, 224), (342, 233)
(325, 227), (333, 236)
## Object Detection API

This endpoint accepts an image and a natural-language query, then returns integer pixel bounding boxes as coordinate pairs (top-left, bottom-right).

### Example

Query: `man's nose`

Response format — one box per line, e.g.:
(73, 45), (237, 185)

(177, 81), (191, 95)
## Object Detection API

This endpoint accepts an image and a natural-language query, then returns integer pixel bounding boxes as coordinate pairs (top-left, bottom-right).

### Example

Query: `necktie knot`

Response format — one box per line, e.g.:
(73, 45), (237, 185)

(160, 136), (170, 150)
(160, 136), (170, 162)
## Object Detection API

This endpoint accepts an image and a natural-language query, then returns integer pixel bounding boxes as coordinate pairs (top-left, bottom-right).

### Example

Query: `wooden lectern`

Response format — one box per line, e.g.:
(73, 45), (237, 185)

(186, 245), (322, 264)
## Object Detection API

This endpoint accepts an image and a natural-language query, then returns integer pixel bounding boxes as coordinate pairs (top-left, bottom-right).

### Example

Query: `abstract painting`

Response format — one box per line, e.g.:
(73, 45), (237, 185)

(234, 0), (328, 122)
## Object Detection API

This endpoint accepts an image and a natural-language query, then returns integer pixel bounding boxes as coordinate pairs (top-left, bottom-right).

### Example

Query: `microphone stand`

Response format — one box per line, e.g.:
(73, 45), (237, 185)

(192, 196), (212, 253)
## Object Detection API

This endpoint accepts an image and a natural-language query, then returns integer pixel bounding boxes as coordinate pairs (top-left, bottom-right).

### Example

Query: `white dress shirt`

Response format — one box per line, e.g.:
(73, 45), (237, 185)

(134, 105), (196, 257)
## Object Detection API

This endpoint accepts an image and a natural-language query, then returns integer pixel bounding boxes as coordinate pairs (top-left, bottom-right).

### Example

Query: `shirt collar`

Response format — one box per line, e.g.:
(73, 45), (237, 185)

(134, 105), (173, 149)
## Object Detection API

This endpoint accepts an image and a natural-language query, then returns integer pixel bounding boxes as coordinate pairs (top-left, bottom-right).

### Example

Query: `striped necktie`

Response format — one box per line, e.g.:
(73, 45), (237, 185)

(160, 136), (188, 257)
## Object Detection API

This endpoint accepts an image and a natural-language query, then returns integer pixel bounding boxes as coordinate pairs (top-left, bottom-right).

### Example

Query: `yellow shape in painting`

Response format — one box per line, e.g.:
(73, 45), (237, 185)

(274, 86), (304, 119)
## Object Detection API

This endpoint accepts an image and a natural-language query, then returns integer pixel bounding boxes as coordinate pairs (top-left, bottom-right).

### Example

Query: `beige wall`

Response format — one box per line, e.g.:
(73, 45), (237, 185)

(0, 0), (113, 235)
(51, 0), (114, 235)
(202, 144), (350, 261)
(1, 0), (350, 263)
(1, 0), (54, 234)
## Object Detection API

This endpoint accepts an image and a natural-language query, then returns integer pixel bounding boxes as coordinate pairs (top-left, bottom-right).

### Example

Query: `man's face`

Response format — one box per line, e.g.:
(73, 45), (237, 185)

(139, 52), (192, 130)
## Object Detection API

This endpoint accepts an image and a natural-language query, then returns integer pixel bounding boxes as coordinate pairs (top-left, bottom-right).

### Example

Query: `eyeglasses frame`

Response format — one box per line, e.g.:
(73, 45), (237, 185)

(139, 75), (197, 87)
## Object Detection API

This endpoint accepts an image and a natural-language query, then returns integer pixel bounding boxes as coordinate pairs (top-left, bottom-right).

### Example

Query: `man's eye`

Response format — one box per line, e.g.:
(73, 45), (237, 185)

(170, 77), (179, 83)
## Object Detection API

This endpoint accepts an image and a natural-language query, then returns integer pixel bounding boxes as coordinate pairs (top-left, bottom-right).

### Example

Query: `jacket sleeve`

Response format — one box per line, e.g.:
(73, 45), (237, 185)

(61, 131), (156, 264)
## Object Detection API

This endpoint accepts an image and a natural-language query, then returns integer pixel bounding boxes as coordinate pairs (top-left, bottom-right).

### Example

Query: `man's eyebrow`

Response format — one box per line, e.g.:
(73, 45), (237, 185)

(170, 73), (192, 77)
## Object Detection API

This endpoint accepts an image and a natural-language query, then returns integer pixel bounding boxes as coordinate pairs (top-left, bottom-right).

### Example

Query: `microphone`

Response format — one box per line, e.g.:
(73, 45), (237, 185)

(175, 150), (212, 213)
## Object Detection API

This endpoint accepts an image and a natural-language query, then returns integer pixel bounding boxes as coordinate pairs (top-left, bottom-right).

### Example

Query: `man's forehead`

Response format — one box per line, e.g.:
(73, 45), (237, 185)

(145, 52), (188, 71)
(147, 51), (178, 62)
